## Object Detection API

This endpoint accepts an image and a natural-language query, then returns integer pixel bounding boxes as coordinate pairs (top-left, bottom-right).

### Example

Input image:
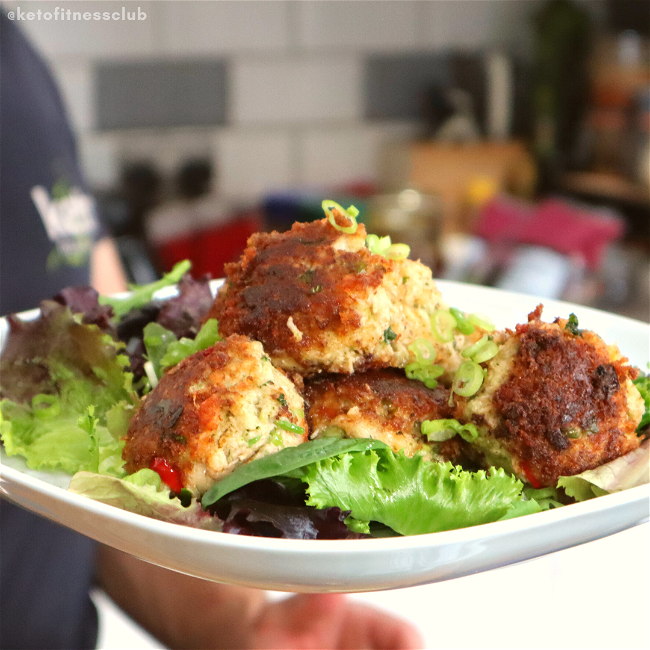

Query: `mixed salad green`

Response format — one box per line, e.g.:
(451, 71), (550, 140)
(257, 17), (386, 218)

(1, 264), (648, 539)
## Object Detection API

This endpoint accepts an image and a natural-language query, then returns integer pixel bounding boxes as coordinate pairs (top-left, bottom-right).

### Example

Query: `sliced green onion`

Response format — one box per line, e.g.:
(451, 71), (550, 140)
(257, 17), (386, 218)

(452, 360), (484, 397)
(247, 435), (261, 447)
(461, 334), (489, 359)
(322, 200), (358, 234)
(405, 362), (421, 380)
(421, 419), (458, 441)
(367, 234), (410, 260)
(473, 340), (499, 364)
(405, 362), (444, 389)
(431, 309), (457, 343)
(269, 429), (283, 446)
(457, 422), (479, 442)
(449, 307), (475, 335)
(385, 243), (410, 260)
(408, 338), (436, 365)
(366, 234), (392, 255)
(421, 418), (479, 443)
(468, 312), (495, 332)
(275, 419), (305, 435)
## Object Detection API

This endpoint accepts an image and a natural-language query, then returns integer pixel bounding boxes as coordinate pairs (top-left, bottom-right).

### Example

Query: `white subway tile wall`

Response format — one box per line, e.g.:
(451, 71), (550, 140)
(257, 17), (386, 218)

(214, 129), (294, 201)
(298, 125), (388, 189)
(4, 1), (156, 58)
(158, 1), (290, 56)
(101, 128), (215, 175)
(50, 61), (95, 134)
(6, 0), (605, 199)
(232, 56), (363, 125)
(422, 0), (540, 53)
(77, 133), (119, 191)
(296, 1), (425, 52)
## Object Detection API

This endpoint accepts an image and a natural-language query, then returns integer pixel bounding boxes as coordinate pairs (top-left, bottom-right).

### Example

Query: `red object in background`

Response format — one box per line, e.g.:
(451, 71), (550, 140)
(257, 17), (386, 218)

(475, 196), (624, 270)
(156, 212), (263, 279)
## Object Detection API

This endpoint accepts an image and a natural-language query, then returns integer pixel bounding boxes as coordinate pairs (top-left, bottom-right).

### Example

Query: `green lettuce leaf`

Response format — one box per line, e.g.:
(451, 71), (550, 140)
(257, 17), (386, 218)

(99, 260), (191, 318)
(302, 448), (526, 535)
(633, 370), (650, 433)
(201, 438), (387, 508)
(499, 487), (563, 520)
(143, 318), (222, 382)
(142, 322), (180, 379)
(68, 469), (221, 530)
(0, 303), (137, 474)
(558, 439), (650, 501)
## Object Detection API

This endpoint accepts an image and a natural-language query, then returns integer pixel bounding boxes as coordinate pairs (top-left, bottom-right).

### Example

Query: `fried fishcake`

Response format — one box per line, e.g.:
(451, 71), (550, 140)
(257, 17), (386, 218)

(205, 218), (446, 376)
(123, 335), (307, 495)
(305, 369), (464, 463)
(453, 306), (644, 487)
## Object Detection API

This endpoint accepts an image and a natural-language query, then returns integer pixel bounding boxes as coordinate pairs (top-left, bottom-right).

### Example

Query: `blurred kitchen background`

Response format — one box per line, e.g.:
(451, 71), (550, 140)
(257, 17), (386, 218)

(8, 0), (649, 320)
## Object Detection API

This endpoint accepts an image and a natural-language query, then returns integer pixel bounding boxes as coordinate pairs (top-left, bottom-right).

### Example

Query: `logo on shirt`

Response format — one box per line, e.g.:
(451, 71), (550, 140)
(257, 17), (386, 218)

(31, 180), (99, 270)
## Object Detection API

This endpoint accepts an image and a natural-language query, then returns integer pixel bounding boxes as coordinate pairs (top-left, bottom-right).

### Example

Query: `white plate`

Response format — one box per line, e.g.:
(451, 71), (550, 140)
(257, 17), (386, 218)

(1, 281), (649, 593)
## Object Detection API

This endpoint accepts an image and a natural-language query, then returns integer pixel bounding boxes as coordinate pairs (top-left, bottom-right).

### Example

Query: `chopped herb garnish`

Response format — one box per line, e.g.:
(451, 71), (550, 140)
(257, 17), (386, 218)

(275, 419), (305, 435)
(176, 488), (193, 508)
(298, 269), (316, 284)
(277, 393), (288, 407)
(383, 327), (397, 343)
(565, 313), (582, 336)
(310, 285), (322, 293)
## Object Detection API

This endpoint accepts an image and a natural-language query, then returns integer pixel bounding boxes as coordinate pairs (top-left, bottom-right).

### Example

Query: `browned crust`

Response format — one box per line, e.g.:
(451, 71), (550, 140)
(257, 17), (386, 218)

(305, 369), (451, 432)
(304, 369), (463, 462)
(487, 318), (640, 486)
(122, 335), (304, 486)
(204, 219), (393, 371)
(123, 342), (227, 480)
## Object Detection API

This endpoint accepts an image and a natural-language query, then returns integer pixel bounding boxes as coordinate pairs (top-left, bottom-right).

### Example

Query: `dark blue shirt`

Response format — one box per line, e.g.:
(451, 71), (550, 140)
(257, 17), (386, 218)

(1, 12), (99, 650)
(1, 11), (100, 316)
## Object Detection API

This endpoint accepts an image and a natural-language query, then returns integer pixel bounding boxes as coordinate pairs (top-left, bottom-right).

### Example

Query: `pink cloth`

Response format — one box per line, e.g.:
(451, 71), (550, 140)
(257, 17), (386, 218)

(475, 196), (624, 270)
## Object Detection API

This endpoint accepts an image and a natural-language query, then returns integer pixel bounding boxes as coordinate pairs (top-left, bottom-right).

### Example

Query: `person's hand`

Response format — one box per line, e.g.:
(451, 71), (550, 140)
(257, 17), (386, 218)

(96, 545), (424, 649)
(251, 592), (424, 649)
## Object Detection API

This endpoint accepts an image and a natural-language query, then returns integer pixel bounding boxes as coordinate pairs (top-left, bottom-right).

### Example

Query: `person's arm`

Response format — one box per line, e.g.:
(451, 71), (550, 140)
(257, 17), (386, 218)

(90, 237), (129, 295)
(95, 545), (424, 650)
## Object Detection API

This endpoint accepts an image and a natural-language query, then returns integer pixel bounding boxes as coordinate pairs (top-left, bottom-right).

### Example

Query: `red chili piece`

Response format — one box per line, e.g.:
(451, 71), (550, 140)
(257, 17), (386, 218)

(149, 457), (183, 493)
(519, 461), (542, 489)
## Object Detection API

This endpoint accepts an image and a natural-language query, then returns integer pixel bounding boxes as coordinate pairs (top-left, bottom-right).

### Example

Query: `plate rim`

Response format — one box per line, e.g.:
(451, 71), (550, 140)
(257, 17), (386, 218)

(2, 455), (648, 553)
(1, 279), (648, 590)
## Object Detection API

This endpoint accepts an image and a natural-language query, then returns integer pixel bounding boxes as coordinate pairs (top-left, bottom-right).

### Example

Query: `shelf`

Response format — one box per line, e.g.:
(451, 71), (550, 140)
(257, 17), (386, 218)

(561, 172), (650, 206)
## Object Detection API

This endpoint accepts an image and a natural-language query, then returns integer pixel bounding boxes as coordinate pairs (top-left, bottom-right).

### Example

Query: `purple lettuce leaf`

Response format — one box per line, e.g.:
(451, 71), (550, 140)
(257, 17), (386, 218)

(115, 273), (213, 385)
(53, 286), (116, 332)
(157, 273), (214, 339)
(212, 479), (366, 540)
